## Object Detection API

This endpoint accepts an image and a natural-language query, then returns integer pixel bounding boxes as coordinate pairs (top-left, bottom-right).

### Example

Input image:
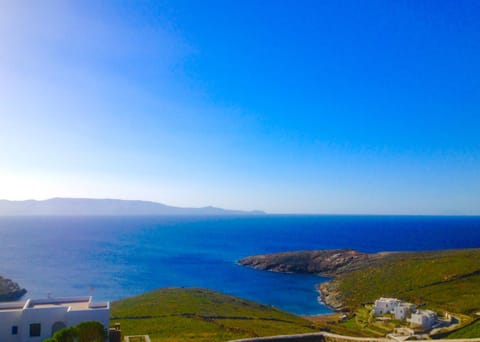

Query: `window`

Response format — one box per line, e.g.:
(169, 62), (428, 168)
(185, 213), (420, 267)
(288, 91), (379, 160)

(30, 323), (41, 337)
(11, 326), (18, 335)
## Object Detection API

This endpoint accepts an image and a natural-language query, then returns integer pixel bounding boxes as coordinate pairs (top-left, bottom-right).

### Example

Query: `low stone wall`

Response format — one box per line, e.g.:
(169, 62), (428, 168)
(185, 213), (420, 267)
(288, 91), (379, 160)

(322, 332), (389, 342)
(228, 332), (326, 342)
(228, 331), (480, 342)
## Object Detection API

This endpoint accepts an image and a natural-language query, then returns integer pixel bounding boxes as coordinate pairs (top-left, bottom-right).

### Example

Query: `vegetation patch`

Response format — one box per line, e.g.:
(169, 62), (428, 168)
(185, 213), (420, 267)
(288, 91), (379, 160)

(110, 288), (317, 342)
(332, 249), (480, 315)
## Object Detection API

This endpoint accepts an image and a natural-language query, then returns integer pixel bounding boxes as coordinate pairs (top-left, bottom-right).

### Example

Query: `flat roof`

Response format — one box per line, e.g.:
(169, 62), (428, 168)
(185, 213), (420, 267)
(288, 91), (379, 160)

(0, 303), (26, 312)
(29, 301), (91, 310)
(0, 296), (109, 312)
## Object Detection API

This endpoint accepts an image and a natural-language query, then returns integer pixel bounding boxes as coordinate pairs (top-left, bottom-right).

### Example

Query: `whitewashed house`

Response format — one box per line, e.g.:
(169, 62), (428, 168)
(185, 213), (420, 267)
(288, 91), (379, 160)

(394, 303), (416, 320)
(0, 296), (109, 342)
(408, 309), (437, 329)
(373, 297), (401, 315)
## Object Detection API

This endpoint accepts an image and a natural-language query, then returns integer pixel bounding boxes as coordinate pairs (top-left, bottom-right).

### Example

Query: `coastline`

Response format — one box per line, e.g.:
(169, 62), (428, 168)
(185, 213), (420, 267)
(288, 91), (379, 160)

(316, 281), (345, 312)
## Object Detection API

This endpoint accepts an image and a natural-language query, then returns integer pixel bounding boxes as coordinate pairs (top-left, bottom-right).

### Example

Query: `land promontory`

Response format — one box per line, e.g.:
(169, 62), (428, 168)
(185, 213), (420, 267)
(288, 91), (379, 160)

(0, 276), (27, 301)
(238, 249), (390, 277)
(238, 248), (480, 315)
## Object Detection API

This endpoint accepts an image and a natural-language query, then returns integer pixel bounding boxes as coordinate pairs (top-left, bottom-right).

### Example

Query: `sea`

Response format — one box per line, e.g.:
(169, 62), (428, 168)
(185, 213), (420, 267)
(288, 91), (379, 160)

(1, 215), (480, 315)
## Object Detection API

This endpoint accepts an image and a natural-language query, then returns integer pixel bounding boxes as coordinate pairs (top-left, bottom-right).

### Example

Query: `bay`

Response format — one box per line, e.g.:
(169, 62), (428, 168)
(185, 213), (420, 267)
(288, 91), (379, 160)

(0, 215), (479, 315)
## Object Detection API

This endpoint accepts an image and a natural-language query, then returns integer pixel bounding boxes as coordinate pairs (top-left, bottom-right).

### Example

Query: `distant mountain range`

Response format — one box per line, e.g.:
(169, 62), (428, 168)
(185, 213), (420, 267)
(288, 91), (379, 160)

(0, 198), (266, 216)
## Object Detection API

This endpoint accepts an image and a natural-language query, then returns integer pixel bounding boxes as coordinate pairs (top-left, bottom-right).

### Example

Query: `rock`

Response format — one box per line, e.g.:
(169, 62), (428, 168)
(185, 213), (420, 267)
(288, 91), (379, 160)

(0, 276), (27, 301)
(238, 249), (384, 277)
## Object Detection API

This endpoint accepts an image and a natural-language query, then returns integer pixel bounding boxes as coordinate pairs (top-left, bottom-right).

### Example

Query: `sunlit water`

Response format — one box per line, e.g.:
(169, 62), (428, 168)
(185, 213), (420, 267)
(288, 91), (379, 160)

(1, 215), (479, 315)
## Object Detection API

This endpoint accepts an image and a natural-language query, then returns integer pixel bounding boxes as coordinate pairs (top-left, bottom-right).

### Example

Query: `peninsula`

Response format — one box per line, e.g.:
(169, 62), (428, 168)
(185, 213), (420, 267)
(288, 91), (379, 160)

(239, 248), (480, 323)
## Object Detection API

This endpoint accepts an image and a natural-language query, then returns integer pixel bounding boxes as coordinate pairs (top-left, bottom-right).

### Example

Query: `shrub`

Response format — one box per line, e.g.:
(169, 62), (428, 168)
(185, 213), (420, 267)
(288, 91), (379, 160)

(76, 321), (108, 342)
(53, 326), (78, 342)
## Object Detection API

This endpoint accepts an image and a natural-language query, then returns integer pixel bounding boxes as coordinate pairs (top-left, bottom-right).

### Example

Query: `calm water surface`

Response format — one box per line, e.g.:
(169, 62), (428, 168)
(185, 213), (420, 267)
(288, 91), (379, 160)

(0, 215), (479, 315)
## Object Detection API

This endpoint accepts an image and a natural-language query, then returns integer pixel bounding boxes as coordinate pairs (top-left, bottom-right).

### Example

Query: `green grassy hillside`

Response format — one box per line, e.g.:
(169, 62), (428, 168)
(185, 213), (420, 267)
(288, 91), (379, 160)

(333, 249), (480, 314)
(110, 288), (317, 342)
(311, 249), (480, 338)
(446, 319), (480, 338)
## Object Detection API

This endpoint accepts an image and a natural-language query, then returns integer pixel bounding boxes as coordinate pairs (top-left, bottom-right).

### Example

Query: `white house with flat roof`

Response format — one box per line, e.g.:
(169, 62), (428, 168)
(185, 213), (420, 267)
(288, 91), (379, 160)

(373, 297), (401, 315)
(394, 302), (416, 320)
(408, 309), (437, 330)
(0, 296), (109, 342)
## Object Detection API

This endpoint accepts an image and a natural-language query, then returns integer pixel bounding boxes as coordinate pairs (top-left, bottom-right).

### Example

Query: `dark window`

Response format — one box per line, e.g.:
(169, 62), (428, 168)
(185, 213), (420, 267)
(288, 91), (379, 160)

(30, 323), (41, 337)
(12, 326), (18, 335)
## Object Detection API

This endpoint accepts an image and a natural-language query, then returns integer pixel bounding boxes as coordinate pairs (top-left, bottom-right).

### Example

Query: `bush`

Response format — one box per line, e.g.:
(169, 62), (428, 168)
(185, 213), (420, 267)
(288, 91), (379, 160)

(76, 321), (108, 342)
(43, 321), (106, 342)
(53, 326), (78, 342)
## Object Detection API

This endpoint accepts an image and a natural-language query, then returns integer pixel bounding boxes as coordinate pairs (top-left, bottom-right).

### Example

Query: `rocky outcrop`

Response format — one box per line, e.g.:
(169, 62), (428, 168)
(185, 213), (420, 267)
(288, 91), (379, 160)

(238, 249), (388, 277)
(0, 276), (27, 301)
(318, 280), (345, 311)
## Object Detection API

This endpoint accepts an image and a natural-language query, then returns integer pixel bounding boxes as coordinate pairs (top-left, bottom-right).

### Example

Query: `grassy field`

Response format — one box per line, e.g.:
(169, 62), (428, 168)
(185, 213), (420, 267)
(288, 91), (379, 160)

(305, 306), (400, 337)
(333, 249), (480, 315)
(310, 249), (480, 338)
(111, 249), (480, 340)
(110, 287), (318, 342)
(446, 319), (480, 338)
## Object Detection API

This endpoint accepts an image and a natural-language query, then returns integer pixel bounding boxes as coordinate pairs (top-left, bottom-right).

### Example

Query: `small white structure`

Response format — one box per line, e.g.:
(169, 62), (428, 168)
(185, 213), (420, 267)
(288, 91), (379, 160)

(408, 309), (437, 330)
(387, 327), (416, 341)
(394, 303), (416, 320)
(373, 297), (401, 315)
(0, 296), (109, 342)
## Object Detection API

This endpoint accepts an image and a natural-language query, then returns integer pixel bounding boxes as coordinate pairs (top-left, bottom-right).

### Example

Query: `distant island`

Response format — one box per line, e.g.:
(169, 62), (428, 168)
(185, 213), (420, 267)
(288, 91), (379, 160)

(0, 198), (266, 216)
(0, 276), (27, 301)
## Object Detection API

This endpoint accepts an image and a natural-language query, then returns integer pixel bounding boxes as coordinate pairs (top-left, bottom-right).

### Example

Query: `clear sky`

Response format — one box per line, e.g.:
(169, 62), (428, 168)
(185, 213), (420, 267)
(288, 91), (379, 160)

(0, 0), (479, 214)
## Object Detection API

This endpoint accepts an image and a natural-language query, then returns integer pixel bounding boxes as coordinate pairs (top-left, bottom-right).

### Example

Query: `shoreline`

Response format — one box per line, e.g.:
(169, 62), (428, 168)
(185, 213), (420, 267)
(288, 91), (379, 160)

(316, 281), (345, 312)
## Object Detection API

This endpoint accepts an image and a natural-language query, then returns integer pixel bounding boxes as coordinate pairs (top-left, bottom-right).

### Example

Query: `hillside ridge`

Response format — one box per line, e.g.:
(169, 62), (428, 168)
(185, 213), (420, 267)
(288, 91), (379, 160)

(238, 248), (480, 314)
(0, 198), (266, 216)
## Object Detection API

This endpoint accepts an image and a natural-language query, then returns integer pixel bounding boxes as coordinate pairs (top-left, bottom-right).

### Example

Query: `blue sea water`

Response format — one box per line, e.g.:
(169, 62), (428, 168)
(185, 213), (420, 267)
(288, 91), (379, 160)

(1, 215), (480, 315)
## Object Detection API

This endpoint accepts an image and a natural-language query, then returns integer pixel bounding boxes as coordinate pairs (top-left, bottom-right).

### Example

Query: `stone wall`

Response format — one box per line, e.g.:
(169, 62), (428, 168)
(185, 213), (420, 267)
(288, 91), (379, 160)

(228, 331), (480, 342)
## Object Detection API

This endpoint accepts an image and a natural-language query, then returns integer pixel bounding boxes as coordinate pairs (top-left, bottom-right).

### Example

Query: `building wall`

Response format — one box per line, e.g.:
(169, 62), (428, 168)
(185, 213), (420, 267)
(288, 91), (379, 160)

(394, 305), (415, 320)
(67, 307), (110, 330)
(409, 312), (436, 329)
(373, 299), (400, 315)
(0, 299), (110, 342)
(0, 310), (23, 342)
(20, 306), (69, 342)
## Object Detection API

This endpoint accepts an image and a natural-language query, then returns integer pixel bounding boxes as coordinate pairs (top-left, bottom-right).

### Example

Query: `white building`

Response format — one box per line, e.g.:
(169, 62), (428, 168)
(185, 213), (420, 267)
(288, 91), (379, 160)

(408, 309), (437, 330)
(373, 297), (401, 315)
(0, 296), (109, 342)
(394, 303), (416, 320)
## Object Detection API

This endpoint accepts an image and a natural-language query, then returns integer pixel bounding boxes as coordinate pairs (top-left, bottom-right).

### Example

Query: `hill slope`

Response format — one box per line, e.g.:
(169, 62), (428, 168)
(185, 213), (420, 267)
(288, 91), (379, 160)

(239, 249), (480, 314)
(110, 288), (317, 342)
(0, 198), (265, 216)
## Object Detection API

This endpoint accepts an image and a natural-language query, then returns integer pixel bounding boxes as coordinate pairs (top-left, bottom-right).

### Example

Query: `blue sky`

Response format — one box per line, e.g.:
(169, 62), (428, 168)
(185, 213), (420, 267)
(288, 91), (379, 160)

(0, 0), (479, 214)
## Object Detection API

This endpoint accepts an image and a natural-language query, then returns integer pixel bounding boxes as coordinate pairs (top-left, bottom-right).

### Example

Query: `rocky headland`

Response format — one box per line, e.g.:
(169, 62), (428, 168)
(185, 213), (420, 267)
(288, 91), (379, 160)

(238, 249), (393, 311)
(0, 276), (27, 301)
(238, 249), (390, 276)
